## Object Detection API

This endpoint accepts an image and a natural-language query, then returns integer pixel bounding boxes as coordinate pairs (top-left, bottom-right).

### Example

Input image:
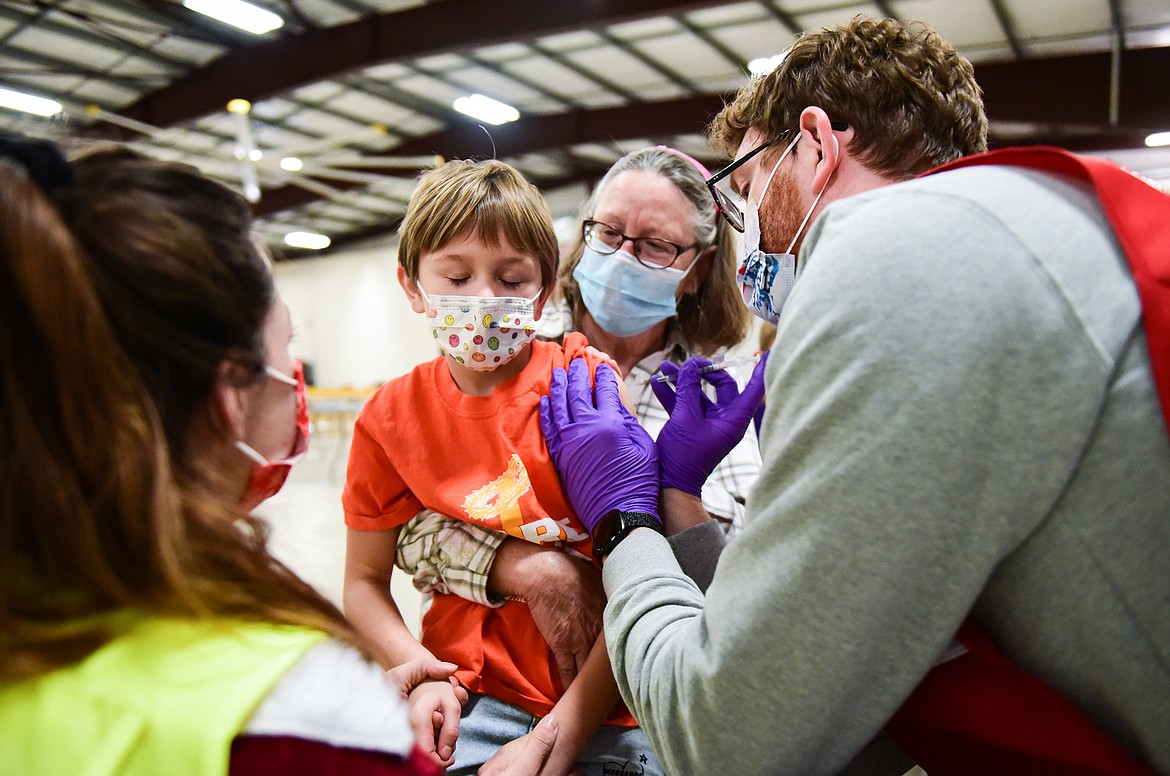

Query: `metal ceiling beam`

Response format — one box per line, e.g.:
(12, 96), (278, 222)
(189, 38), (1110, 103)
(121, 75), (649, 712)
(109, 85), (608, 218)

(276, 118), (1160, 260)
(119, 0), (730, 128)
(597, 30), (700, 95)
(278, 164), (610, 259)
(676, 17), (746, 72)
(987, 0), (1025, 60)
(462, 51), (582, 110)
(255, 44), (1170, 220)
(251, 93), (729, 216)
(873, 1), (900, 23)
(976, 45), (1170, 129)
(528, 40), (641, 103)
(0, 4), (185, 74)
(760, 2), (801, 36)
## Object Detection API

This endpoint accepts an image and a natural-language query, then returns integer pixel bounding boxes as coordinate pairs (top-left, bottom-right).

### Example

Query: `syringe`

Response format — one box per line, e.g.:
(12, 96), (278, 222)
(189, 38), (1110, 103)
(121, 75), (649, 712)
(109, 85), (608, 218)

(651, 353), (762, 384)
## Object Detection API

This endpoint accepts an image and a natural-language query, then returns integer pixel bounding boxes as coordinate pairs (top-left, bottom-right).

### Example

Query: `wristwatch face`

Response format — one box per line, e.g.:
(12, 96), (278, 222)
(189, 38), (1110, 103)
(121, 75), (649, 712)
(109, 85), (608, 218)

(598, 511), (660, 558)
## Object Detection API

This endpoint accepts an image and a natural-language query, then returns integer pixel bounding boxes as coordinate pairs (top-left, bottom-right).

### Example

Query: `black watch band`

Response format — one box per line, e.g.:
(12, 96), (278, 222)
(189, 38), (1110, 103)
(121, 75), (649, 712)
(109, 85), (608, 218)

(594, 510), (662, 560)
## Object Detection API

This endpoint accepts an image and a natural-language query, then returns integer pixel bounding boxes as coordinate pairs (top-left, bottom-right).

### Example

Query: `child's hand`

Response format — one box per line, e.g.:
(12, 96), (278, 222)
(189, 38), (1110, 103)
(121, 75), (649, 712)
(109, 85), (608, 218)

(385, 656), (467, 701)
(407, 678), (464, 768)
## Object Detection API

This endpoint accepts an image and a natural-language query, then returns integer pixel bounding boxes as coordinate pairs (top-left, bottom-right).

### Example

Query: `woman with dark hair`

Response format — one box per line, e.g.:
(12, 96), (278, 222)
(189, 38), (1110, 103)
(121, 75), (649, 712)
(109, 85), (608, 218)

(395, 146), (763, 694)
(0, 136), (467, 775)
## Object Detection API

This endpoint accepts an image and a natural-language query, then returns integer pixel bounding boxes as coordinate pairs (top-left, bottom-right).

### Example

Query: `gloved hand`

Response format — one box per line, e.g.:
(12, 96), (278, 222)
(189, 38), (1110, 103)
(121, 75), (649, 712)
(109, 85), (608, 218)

(651, 352), (769, 497)
(539, 360), (660, 533)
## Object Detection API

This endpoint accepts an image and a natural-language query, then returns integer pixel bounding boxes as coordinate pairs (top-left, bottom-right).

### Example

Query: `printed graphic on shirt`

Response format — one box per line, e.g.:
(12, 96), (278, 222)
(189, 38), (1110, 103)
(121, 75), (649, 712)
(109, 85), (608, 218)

(461, 454), (589, 545)
(603, 756), (648, 776)
(463, 453), (530, 535)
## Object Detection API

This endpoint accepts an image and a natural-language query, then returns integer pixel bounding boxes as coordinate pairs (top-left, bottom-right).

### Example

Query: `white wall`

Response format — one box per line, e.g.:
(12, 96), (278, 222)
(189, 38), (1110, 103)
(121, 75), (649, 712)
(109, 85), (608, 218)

(273, 239), (438, 388)
(268, 241), (432, 634)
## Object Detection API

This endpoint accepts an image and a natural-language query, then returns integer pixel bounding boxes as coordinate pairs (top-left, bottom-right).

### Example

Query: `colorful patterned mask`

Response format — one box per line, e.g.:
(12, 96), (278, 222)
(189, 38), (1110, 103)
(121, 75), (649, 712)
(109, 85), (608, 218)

(420, 288), (540, 371)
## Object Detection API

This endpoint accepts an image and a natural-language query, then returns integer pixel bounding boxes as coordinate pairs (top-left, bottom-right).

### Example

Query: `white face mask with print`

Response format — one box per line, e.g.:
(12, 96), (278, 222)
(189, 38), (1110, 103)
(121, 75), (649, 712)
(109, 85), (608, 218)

(419, 287), (540, 372)
(737, 132), (838, 325)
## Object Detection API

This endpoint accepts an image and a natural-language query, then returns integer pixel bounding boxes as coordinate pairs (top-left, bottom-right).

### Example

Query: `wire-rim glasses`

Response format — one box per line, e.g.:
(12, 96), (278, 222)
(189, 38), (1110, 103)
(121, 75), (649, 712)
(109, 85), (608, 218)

(582, 219), (701, 269)
(706, 122), (848, 232)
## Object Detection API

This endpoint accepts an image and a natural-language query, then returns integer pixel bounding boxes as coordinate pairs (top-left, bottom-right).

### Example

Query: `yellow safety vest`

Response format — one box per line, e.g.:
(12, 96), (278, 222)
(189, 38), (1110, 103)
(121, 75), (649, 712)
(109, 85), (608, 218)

(0, 614), (326, 776)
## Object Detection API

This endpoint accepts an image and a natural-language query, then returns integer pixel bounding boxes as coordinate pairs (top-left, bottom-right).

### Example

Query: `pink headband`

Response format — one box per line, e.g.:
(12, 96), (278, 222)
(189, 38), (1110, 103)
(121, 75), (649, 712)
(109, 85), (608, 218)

(650, 145), (713, 179)
(649, 145), (719, 216)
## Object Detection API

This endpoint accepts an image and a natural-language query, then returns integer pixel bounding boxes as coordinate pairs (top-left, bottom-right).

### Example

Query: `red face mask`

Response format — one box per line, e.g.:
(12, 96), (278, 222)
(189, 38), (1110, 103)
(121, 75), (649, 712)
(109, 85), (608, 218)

(236, 359), (310, 511)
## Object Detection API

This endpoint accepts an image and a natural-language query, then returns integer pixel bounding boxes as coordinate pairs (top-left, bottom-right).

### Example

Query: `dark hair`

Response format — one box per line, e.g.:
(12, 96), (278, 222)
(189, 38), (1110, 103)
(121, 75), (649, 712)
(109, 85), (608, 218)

(710, 16), (988, 179)
(0, 140), (356, 679)
(63, 146), (275, 454)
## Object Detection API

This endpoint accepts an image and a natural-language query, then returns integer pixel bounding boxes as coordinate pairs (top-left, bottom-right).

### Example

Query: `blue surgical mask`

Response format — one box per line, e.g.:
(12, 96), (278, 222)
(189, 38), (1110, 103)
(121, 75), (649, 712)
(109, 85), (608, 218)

(573, 246), (694, 336)
(737, 132), (837, 324)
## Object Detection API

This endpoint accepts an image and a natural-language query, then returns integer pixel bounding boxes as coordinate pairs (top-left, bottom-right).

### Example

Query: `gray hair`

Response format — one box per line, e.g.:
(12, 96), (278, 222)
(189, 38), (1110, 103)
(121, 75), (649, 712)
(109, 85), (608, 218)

(557, 145), (748, 355)
(584, 147), (718, 247)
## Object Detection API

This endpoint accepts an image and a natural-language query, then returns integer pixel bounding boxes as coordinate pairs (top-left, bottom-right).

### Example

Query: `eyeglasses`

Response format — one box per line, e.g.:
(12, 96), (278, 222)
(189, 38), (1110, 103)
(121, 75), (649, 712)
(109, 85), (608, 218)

(706, 122), (849, 232)
(582, 219), (701, 269)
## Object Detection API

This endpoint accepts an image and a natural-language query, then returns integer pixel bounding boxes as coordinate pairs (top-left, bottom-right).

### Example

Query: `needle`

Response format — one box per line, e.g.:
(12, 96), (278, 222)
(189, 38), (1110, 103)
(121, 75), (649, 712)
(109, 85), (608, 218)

(651, 353), (762, 384)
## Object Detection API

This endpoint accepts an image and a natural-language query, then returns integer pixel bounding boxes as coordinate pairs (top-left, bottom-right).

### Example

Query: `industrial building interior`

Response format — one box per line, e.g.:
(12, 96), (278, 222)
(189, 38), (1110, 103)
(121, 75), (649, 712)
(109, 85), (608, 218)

(2, 3), (1168, 771)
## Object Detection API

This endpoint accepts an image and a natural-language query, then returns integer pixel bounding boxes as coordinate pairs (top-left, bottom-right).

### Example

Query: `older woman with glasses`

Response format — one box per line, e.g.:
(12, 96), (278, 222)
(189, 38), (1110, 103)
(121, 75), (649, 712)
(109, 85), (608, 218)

(394, 146), (761, 696)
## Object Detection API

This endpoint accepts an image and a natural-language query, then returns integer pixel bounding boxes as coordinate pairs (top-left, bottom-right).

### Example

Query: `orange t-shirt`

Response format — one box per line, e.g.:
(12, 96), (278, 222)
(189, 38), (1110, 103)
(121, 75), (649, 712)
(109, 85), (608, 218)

(343, 333), (635, 725)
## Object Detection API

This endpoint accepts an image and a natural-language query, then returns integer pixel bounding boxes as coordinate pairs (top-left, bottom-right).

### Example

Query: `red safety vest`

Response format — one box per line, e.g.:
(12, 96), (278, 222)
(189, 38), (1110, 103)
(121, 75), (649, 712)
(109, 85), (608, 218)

(883, 147), (1167, 776)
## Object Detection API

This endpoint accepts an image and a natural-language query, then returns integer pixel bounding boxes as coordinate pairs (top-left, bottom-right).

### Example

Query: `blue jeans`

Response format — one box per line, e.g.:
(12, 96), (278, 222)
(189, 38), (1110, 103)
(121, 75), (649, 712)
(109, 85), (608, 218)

(449, 693), (663, 776)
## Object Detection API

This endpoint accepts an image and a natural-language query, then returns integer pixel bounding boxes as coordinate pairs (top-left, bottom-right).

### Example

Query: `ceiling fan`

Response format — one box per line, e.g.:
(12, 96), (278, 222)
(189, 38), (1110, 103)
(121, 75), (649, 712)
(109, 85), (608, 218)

(83, 100), (441, 207)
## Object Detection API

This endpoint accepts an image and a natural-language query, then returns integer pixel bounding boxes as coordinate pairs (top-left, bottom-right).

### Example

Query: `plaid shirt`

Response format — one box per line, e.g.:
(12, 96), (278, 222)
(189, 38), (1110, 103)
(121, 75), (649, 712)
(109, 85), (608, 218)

(395, 320), (762, 607)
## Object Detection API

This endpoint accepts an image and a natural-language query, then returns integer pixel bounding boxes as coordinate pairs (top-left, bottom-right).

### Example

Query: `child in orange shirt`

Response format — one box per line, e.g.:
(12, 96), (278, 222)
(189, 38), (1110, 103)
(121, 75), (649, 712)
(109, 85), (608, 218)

(342, 160), (661, 776)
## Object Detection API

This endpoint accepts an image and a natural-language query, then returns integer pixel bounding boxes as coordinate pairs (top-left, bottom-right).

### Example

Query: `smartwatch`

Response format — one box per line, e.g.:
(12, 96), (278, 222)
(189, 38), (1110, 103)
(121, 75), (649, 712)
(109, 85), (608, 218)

(593, 510), (662, 560)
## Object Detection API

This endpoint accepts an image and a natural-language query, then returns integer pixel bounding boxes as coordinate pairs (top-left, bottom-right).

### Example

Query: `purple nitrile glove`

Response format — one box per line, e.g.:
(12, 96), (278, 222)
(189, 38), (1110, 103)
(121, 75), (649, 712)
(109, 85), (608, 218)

(650, 352), (769, 497)
(539, 359), (659, 533)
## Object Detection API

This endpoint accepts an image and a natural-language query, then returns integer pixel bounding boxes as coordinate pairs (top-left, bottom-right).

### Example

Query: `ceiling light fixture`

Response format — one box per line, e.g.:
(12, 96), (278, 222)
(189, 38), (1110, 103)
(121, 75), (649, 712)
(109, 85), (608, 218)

(747, 54), (785, 76)
(0, 86), (62, 117)
(453, 94), (520, 125)
(284, 231), (331, 250)
(280, 157), (304, 171)
(183, 0), (284, 35)
(1146, 131), (1170, 148)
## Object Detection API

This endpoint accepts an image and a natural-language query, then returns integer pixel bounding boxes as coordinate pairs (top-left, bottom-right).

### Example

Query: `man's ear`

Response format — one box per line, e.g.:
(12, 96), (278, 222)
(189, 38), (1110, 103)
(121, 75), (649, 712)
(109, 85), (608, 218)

(799, 106), (843, 192)
(398, 266), (427, 314)
(212, 360), (249, 441)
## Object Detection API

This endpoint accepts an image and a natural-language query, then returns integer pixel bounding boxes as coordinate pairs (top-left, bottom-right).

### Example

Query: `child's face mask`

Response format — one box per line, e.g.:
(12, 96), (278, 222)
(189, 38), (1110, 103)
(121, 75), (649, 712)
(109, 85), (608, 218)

(419, 287), (540, 372)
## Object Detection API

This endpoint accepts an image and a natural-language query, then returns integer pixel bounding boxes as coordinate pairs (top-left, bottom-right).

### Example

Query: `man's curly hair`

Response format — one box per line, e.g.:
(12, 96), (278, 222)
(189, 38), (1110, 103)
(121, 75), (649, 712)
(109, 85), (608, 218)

(709, 16), (988, 179)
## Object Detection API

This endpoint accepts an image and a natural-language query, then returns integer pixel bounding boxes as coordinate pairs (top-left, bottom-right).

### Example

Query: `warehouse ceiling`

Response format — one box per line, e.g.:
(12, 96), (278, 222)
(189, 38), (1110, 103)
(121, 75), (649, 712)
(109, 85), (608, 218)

(2, 0), (1169, 258)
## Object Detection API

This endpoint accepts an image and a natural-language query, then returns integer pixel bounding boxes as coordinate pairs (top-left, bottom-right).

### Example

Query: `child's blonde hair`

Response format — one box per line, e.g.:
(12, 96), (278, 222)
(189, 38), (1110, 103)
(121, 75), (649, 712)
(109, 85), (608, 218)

(398, 159), (558, 289)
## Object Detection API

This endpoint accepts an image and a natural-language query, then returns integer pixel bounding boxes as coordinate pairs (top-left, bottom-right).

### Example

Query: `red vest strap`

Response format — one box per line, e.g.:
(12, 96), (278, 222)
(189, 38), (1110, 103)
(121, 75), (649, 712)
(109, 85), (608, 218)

(932, 147), (1170, 435)
(883, 148), (1165, 776)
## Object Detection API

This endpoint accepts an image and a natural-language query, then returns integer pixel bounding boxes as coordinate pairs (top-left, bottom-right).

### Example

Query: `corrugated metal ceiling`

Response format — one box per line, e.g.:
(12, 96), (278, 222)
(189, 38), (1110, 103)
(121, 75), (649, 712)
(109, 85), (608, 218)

(2, 0), (1168, 257)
